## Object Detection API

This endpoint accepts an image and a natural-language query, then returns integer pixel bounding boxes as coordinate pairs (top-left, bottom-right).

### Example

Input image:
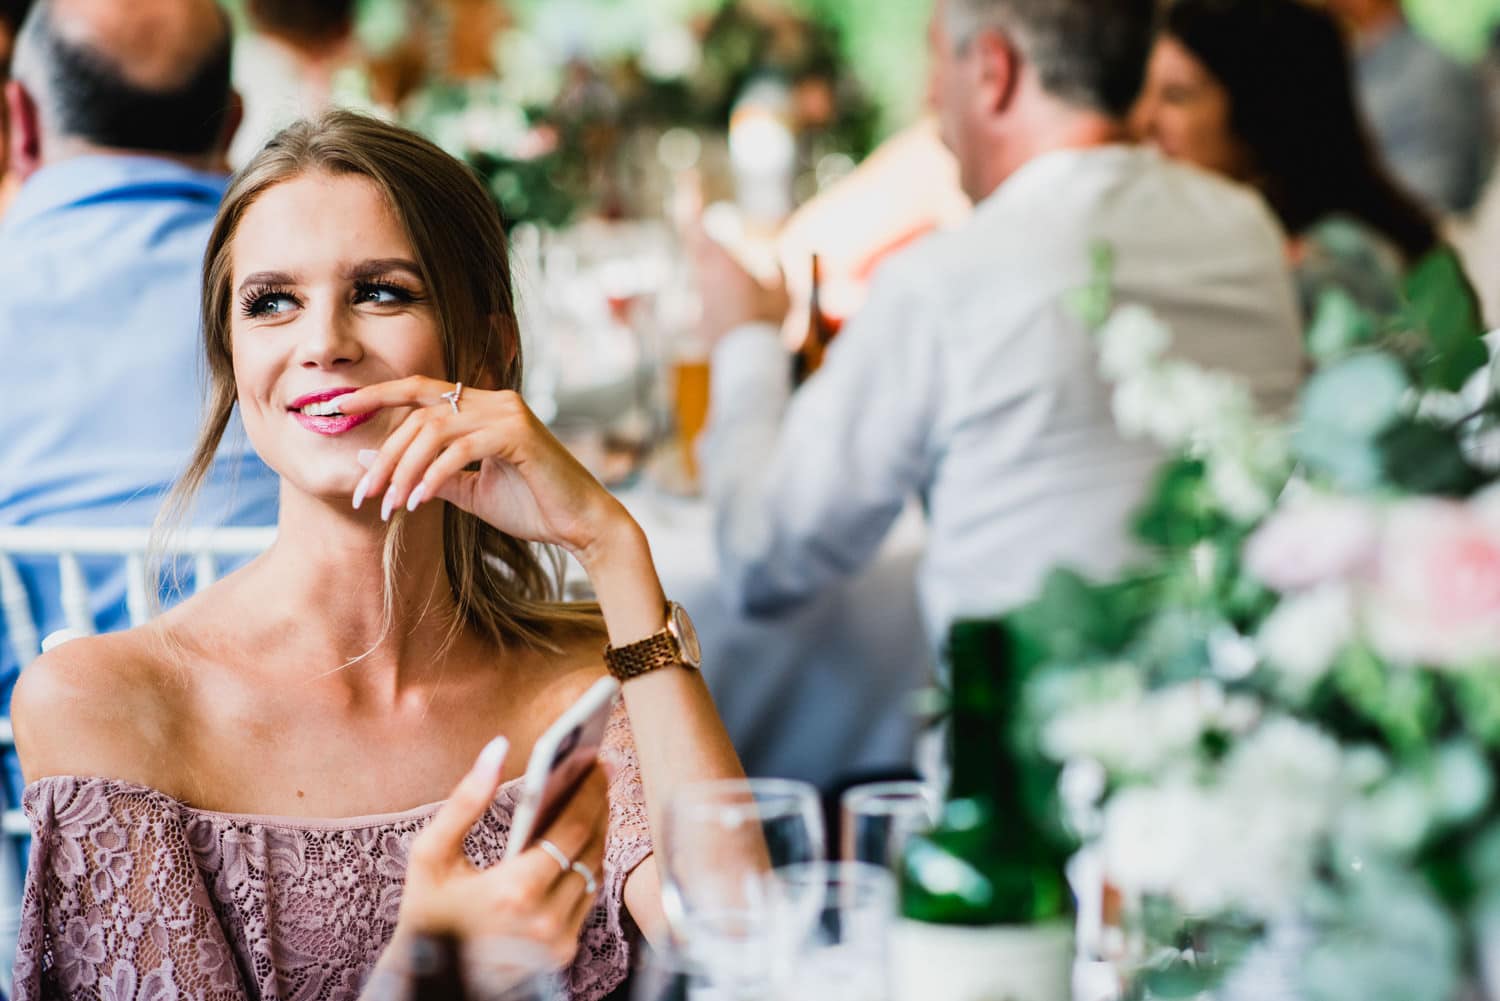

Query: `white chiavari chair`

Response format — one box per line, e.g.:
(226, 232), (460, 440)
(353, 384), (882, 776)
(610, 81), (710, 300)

(0, 525), (275, 984)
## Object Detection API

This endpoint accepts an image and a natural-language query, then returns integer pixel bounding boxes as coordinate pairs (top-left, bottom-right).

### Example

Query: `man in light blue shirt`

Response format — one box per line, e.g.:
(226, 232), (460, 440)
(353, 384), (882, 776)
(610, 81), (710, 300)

(0, 0), (278, 773)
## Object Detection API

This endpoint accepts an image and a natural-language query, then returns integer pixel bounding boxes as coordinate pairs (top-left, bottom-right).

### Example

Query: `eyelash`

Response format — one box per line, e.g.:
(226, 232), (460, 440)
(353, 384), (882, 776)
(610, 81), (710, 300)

(237, 279), (424, 318)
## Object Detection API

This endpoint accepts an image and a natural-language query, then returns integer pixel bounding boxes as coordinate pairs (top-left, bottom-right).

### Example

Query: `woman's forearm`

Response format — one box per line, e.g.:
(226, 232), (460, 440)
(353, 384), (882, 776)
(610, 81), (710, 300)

(576, 513), (747, 843)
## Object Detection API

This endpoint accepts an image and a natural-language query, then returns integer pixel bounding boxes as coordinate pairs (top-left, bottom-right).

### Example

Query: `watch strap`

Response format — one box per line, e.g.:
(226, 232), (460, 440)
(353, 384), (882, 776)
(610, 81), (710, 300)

(604, 629), (684, 680)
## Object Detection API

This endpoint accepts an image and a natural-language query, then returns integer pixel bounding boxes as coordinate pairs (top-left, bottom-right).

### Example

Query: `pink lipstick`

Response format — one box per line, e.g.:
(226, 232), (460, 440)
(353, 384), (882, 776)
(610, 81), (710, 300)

(288, 387), (376, 437)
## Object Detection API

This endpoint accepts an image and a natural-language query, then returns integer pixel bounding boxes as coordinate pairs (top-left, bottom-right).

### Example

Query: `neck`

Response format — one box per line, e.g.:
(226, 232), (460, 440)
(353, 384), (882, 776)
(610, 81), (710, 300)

(970, 107), (1126, 203)
(41, 136), (226, 174)
(246, 485), (471, 698)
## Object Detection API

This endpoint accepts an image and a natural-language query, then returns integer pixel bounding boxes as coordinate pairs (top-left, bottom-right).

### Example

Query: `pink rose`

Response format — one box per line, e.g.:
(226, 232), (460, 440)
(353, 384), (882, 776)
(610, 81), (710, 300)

(1366, 490), (1500, 669)
(1245, 493), (1380, 592)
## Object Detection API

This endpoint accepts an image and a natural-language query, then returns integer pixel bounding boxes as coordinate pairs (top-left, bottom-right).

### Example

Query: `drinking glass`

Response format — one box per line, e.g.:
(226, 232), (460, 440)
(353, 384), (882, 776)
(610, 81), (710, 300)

(660, 779), (826, 993)
(839, 781), (939, 871)
(630, 944), (720, 1001)
(771, 863), (898, 1001)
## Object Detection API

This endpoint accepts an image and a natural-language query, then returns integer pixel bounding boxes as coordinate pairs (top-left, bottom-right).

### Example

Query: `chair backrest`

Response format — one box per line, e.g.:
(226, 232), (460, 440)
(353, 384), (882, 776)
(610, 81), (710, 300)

(0, 526), (277, 669)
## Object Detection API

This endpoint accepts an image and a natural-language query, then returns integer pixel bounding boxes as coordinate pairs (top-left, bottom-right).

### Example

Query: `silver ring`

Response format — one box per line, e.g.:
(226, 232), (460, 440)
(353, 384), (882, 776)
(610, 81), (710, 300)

(570, 860), (598, 895)
(537, 837), (571, 874)
(441, 382), (463, 415)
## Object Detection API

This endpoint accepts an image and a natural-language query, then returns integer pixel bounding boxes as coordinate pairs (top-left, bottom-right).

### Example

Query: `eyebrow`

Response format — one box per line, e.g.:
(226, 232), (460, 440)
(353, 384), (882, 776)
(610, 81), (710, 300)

(346, 258), (424, 282)
(238, 270), (297, 292)
(236, 260), (425, 293)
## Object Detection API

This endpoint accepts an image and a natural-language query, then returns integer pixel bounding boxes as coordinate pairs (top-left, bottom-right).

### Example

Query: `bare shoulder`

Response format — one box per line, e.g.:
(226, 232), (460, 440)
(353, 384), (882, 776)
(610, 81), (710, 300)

(528, 623), (612, 718)
(12, 627), (186, 787)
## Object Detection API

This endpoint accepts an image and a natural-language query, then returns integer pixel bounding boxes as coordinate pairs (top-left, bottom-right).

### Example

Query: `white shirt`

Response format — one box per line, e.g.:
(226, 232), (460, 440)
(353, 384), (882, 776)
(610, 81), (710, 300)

(701, 146), (1303, 649)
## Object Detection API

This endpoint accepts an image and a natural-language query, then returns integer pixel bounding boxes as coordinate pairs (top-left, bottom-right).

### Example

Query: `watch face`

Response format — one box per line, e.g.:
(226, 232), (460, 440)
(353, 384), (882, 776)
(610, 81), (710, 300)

(670, 602), (703, 668)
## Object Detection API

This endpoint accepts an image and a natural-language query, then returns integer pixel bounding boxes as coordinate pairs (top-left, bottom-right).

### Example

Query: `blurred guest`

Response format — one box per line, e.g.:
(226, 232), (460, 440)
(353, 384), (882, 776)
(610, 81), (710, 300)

(696, 0), (1303, 650)
(0, 0), (33, 215)
(229, 0), (357, 168)
(1322, 0), (1489, 216)
(1132, 0), (1447, 318)
(0, 0), (278, 738)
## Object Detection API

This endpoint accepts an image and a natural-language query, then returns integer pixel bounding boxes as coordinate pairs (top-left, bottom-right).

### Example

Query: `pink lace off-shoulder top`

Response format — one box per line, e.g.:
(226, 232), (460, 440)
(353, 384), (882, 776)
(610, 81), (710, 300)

(13, 703), (653, 1001)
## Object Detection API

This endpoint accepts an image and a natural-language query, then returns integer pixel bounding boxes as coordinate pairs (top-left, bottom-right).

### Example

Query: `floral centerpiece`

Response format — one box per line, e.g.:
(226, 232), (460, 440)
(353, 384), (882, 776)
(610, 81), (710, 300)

(396, 0), (877, 229)
(1012, 251), (1499, 1000)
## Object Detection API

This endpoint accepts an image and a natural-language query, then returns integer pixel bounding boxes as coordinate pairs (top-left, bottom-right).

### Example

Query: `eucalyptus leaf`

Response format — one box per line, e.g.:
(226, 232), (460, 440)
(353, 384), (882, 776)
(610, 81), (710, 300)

(1402, 248), (1487, 392)
(1378, 420), (1483, 496)
(1299, 353), (1410, 439)
(1307, 287), (1377, 364)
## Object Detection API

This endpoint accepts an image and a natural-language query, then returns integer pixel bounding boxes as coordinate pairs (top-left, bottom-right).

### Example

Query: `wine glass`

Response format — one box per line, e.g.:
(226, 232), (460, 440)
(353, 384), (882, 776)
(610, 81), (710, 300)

(659, 779), (826, 993)
(771, 863), (898, 1001)
(839, 780), (939, 871)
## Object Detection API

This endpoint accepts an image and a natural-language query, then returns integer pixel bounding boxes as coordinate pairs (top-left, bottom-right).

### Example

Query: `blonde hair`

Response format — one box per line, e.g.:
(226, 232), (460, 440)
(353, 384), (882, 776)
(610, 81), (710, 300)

(161, 109), (602, 653)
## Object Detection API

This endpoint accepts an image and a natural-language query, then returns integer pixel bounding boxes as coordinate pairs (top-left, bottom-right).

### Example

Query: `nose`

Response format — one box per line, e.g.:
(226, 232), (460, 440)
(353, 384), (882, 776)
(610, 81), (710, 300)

(296, 297), (363, 370)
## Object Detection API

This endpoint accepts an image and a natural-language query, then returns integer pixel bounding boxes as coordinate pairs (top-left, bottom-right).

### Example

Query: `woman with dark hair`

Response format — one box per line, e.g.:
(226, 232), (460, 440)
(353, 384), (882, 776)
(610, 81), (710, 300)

(1131, 0), (1450, 318)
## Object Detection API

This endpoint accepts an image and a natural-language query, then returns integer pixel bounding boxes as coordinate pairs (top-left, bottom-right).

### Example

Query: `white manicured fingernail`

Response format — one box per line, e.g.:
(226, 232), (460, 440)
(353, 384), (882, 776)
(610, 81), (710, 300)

(476, 736), (508, 776)
(380, 489), (395, 522)
(352, 472), (372, 510)
(357, 449), (378, 469)
(406, 484), (427, 512)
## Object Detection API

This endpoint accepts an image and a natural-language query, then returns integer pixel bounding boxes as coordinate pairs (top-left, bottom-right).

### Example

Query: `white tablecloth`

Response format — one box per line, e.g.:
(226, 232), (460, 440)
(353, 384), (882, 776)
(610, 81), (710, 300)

(600, 488), (931, 790)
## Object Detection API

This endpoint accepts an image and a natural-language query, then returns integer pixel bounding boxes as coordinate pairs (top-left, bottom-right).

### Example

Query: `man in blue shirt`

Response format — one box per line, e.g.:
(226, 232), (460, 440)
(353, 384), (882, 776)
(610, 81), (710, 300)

(0, 0), (279, 773)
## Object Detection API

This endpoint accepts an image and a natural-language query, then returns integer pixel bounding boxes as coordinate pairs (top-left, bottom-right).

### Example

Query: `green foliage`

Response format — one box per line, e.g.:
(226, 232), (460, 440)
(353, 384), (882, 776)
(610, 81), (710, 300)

(1378, 420), (1485, 497)
(1133, 460), (1227, 550)
(1399, 249), (1488, 392)
(1332, 647), (1441, 756)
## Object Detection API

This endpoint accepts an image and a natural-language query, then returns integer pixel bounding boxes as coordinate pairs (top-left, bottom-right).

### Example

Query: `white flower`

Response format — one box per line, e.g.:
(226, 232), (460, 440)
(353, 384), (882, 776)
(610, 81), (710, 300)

(1042, 680), (1258, 776)
(1207, 448), (1276, 522)
(1098, 304), (1172, 381)
(1244, 492), (1381, 592)
(1101, 718), (1348, 919)
(1112, 361), (1256, 451)
(1256, 585), (1356, 695)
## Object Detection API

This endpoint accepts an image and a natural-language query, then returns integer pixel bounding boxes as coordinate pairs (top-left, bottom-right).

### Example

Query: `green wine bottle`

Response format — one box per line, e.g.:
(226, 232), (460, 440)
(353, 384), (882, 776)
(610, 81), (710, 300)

(892, 618), (1075, 1001)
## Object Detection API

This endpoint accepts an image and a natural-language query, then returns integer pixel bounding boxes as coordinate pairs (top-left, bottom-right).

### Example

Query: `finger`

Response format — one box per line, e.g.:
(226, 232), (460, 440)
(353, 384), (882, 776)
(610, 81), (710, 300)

(412, 737), (509, 870)
(333, 375), (454, 416)
(531, 766), (609, 866)
(352, 409), (428, 514)
(385, 415), (470, 515)
(411, 432), (491, 512)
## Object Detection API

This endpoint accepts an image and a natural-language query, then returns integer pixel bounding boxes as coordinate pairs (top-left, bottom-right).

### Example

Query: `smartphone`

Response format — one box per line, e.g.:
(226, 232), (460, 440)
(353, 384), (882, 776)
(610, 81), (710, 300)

(503, 676), (622, 858)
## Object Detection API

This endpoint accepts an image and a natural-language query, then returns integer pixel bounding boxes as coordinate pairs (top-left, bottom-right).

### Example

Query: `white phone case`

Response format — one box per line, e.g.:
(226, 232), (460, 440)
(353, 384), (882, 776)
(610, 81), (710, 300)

(503, 676), (621, 858)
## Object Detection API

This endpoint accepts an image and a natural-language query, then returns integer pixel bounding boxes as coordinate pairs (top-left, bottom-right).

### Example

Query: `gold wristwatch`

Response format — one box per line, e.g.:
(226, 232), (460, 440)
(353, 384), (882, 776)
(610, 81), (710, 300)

(603, 601), (702, 680)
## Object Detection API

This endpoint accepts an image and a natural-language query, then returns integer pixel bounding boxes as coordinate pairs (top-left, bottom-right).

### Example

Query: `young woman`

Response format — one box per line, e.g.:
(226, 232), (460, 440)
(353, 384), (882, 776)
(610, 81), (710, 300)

(11, 110), (743, 1000)
(1130, 0), (1448, 318)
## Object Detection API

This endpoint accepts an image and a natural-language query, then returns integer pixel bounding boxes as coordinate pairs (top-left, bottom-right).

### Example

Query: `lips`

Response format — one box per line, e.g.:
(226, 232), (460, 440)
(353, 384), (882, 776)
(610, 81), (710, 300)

(287, 387), (375, 437)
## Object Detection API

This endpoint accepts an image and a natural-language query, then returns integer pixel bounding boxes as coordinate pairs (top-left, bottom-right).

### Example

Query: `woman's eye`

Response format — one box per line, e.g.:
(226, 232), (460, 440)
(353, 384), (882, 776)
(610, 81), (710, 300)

(244, 292), (299, 318)
(354, 283), (415, 306)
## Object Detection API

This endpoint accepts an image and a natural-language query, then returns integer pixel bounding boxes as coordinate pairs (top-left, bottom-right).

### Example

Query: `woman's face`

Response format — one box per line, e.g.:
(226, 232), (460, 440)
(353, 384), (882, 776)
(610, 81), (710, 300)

(228, 172), (447, 500)
(1130, 36), (1252, 181)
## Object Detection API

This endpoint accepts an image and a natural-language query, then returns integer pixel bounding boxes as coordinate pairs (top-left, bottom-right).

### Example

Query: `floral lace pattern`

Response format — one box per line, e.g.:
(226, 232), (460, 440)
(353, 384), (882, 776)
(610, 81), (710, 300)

(15, 704), (652, 1001)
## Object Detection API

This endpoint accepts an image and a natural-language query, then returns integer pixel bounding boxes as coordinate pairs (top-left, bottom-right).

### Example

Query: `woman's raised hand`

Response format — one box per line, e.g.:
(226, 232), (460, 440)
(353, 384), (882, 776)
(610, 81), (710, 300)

(394, 737), (609, 968)
(335, 379), (631, 563)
